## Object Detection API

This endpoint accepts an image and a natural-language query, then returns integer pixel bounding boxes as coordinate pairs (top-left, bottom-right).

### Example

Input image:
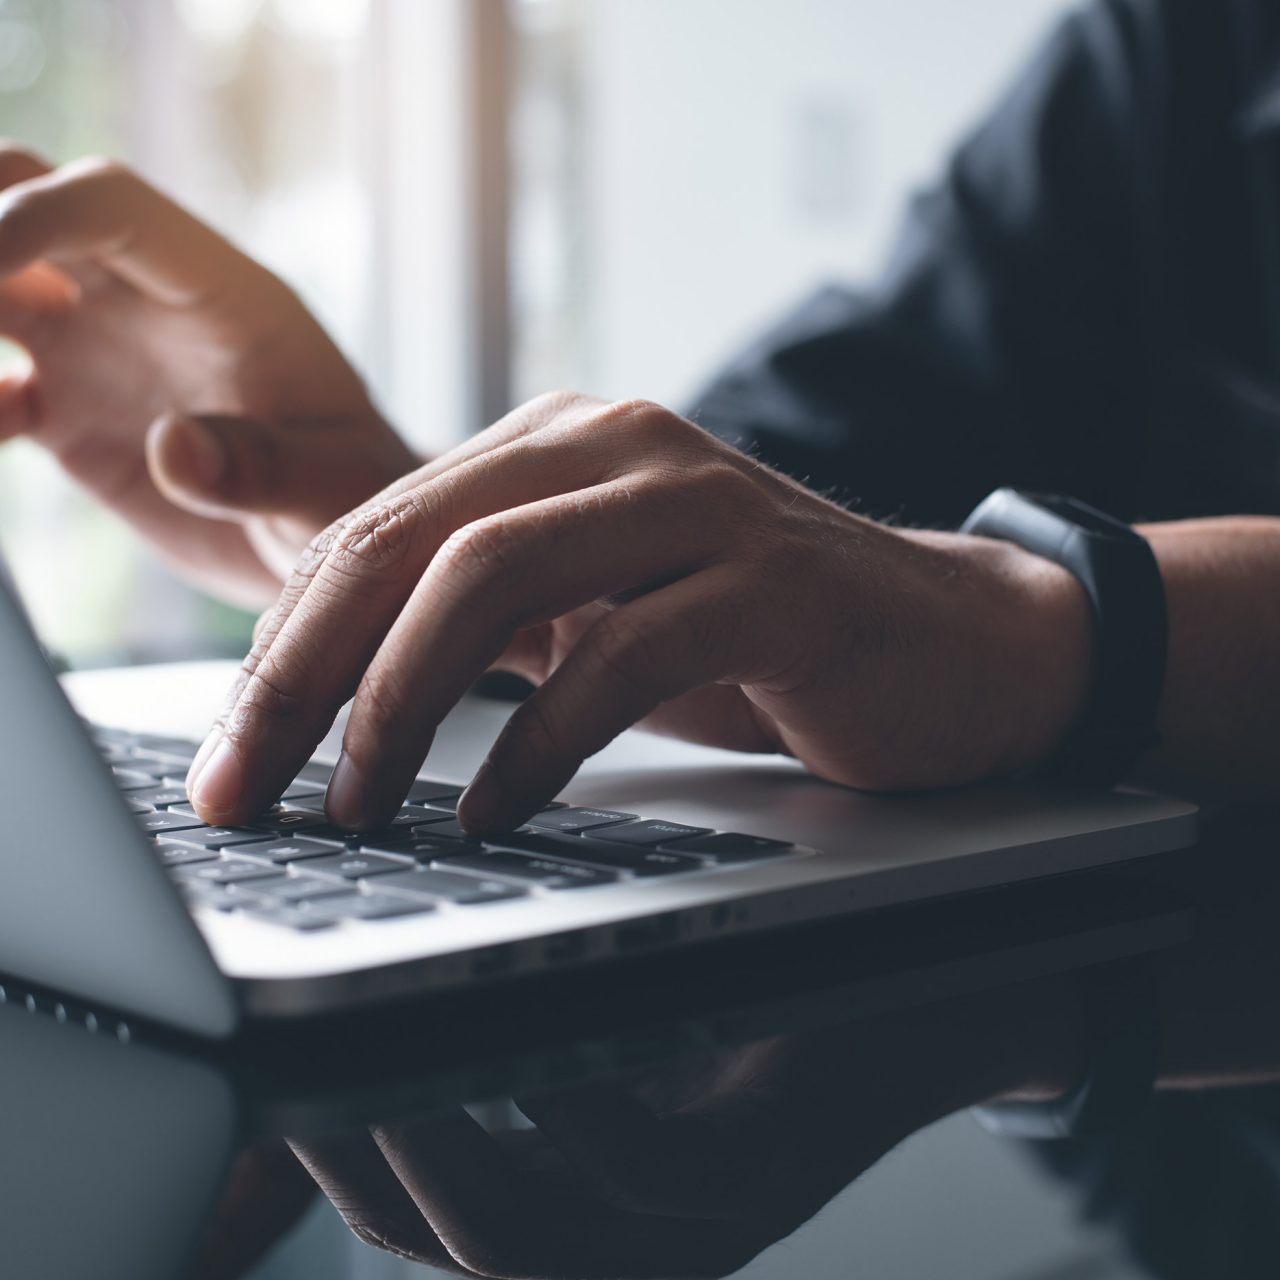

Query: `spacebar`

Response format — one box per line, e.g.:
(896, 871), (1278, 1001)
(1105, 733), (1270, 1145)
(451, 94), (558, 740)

(484, 830), (705, 876)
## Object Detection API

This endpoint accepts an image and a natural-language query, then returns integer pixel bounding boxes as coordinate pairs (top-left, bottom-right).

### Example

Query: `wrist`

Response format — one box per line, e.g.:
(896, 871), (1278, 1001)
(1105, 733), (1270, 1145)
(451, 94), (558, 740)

(926, 530), (1095, 777)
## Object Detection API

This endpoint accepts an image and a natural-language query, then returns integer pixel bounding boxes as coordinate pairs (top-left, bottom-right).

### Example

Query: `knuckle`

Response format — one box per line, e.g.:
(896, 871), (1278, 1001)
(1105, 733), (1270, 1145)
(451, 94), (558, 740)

(228, 663), (311, 736)
(586, 611), (664, 699)
(436, 516), (521, 592)
(532, 387), (592, 416)
(301, 517), (344, 567)
(688, 456), (757, 508)
(357, 665), (411, 735)
(328, 491), (429, 579)
(500, 694), (565, 765)
(592, 397), (674, 442)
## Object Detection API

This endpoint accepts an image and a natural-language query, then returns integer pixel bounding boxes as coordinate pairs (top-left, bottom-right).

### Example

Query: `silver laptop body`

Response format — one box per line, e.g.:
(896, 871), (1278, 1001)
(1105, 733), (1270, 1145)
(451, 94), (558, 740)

(0, 554), (1198, 1038)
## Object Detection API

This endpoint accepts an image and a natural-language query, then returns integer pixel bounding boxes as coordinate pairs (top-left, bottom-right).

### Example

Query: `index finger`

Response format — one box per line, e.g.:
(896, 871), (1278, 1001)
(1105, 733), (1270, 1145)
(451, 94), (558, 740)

(186, 413), (629, 824)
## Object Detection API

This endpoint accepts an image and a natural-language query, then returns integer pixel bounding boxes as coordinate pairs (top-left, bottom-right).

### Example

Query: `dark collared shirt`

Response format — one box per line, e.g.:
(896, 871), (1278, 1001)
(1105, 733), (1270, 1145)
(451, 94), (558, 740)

(693, 0), (1280, 527)
(692, 4), (1280, 1272)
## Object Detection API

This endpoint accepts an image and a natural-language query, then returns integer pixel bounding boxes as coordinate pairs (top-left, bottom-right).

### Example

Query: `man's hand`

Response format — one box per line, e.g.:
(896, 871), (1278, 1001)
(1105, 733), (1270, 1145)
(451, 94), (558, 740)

(0, 146), (417, 606)
(186, 391), (1092, 829)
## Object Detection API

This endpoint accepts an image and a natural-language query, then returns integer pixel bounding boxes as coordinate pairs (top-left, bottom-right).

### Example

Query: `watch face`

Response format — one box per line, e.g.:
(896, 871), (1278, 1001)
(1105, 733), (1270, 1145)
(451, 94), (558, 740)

(1031, 493), (1134, 538)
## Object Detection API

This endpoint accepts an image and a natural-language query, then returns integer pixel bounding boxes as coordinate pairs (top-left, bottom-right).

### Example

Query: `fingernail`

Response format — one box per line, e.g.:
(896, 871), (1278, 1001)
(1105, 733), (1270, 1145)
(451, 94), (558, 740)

(185, 730), (222, 794)
(171, 417), (227, 493)
(190, 738), (243, 819)
(458, 762), (510, 832)
(326, 752), (367, 830)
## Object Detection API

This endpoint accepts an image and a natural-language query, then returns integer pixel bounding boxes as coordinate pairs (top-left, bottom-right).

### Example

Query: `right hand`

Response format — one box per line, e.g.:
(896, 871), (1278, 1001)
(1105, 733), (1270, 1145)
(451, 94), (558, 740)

(0, 145), (419, 606)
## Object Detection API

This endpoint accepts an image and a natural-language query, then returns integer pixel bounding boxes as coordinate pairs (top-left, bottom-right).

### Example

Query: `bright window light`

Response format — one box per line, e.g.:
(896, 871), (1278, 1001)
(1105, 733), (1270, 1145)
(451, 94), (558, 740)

(269, 0), (370, 46)
(173, 0), (262, 45)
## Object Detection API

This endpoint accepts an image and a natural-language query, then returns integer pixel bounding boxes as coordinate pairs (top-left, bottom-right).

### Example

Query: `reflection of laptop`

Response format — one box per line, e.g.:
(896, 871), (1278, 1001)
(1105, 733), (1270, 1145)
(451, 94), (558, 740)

(0, 862), (1196, 1278)
(0, 552), (1198, 1038)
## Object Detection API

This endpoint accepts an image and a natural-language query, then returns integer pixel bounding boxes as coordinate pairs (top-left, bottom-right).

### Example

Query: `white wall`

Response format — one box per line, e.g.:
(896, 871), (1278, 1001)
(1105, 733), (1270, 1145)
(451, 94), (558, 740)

(576, 0), (1073, 407)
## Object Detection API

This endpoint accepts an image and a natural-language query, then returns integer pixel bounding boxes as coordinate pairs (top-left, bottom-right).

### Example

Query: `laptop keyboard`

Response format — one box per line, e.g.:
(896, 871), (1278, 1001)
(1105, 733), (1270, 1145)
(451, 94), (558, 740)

(92, 725), (800, 933)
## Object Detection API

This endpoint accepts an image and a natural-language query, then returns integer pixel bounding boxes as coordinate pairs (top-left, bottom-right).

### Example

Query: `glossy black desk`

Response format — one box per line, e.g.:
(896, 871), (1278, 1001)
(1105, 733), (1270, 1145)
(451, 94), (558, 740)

(2, 855), (1214, 1280)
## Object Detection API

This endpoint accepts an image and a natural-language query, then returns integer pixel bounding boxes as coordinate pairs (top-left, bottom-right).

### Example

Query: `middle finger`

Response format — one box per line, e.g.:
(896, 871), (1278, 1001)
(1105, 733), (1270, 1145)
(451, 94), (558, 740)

(188, 421), (680, 824)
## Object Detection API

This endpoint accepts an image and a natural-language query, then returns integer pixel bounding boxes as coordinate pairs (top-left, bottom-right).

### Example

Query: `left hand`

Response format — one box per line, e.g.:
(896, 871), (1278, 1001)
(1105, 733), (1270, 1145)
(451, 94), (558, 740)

(186, 392), (1091, 830)
(0, 149), (417, 606)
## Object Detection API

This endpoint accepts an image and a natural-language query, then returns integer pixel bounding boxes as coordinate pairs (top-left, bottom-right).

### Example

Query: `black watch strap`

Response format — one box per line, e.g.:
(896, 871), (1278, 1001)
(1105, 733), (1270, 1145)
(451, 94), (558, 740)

(960, 489), (1168, 787)
(972, 956), (1160, 1139)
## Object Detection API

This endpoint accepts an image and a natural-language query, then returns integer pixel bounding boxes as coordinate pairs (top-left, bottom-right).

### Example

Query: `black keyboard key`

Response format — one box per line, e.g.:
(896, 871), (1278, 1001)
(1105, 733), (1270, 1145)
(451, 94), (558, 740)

(236, 836), (347, 864)
(129, 785), (192, 809)
(594, 819), (712, 846)
(271, 806), (371, 843)
(401, 810), (464, 829)
(434, 850), (617, 889)
(387, 805), (449, 827)
(137, 811), (206, 835)
(246, 876), (353, 904)
(236, 901), (336, 931)
(493, 830), (703, 878)
(663, 832), (796, 863)
(301, 851), (413, 881)
(176, 883), (238, 911)
(362, 835), (468, 860)
(527, 807), (637, 834)
(153, 841), (219, 868)
(305, 893), (435, 922)
(250, 809), (333, 835)
(165, 827), (282, 850)
(373, 868), (527, 904)
(175, 860), (288, 887)
(406, 818), (483, 842)
(113, 767), (162, 790)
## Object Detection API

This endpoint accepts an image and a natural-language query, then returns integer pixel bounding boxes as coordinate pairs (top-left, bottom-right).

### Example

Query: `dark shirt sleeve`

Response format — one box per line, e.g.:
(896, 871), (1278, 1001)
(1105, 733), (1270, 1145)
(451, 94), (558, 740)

(688, 3), (1156, 528)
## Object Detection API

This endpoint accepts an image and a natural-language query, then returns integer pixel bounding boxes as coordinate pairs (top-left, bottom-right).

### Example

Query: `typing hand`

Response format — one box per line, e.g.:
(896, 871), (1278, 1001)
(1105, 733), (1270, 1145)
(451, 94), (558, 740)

(185, 391), (1091, 828)
(288, 986), (1080, 1278)
(0, 147), (416, 606)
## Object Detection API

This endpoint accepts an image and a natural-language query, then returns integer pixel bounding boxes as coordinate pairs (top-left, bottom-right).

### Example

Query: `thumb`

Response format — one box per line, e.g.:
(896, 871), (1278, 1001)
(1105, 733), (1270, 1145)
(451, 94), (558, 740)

(145, 412), (398, 527)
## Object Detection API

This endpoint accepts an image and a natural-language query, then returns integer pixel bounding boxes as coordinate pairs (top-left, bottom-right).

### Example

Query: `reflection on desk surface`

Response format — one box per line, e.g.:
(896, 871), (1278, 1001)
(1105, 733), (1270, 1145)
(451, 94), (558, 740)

(5, 963), (1280, 1280)
(6, 817), (1280, 1280)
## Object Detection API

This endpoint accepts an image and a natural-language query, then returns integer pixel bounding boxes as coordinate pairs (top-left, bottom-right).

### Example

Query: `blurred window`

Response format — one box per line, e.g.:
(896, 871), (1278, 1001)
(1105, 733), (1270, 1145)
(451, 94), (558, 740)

(0, 0), (1071, 669)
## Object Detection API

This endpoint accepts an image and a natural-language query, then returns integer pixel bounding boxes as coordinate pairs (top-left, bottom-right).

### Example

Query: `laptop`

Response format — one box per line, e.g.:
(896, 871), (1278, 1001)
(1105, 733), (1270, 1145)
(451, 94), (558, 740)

(0, 550), (1198, 1039)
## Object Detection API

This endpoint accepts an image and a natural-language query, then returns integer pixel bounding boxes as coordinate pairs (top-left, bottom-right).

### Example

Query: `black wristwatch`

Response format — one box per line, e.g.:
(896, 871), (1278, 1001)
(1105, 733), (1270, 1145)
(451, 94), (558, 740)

(960, 488), (1168, 787)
